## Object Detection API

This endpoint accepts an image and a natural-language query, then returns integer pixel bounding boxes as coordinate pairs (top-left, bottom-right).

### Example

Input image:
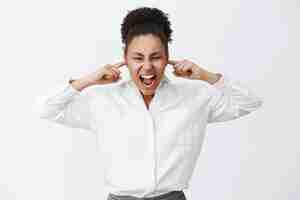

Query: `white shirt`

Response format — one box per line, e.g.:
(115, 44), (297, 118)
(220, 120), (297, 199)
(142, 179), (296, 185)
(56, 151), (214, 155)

(32, 71), (263, 198)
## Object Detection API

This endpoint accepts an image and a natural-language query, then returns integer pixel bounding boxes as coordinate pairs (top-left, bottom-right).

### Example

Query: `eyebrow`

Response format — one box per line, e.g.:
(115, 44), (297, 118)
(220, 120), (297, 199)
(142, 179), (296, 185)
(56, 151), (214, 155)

(132, 51), (161, 56)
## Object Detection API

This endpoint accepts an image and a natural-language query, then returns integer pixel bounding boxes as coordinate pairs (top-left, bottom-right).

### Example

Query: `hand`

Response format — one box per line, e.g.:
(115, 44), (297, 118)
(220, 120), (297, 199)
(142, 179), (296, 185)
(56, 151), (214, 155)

(168, 59), (209, 80)
(86, 61), (126, 85)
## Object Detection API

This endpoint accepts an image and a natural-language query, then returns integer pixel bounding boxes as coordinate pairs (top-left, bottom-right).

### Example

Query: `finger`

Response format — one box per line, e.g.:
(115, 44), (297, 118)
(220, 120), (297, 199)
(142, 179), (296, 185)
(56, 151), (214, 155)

(173, 67), (182, 76)
(103, 73), (113, 80)
(110, 69), (119, 79)
(113, 61), (126, 68)
(172, 71), (178, 76)
(176, 64), (185, 74)
(106, 66), (119, 78)
(111, 67), (121, 76)
(104, 68), (117, 79)
(175, 60), (185, 67)
(174, 61), (184, 69)
(172, 65), (180, 74)
(168, 59), (179, 65)
(182, 65), (192, 74)
(172, 70), (186, 78)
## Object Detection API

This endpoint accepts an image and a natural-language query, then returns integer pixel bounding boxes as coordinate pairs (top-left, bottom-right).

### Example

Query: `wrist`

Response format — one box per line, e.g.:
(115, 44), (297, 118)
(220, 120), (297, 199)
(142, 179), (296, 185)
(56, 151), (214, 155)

(203, 71), (222, 85)
(69, 76), (93, 92)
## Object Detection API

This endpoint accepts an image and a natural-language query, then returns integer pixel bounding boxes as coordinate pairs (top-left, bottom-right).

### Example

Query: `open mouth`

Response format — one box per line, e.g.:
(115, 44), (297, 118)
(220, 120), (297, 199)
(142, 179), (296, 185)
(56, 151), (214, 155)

(139, 74), (157, 87)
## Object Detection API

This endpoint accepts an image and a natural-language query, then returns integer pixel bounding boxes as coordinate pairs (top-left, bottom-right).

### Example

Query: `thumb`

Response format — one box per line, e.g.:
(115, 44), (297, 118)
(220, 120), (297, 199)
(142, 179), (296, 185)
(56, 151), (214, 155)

(168, 59), (179, 66)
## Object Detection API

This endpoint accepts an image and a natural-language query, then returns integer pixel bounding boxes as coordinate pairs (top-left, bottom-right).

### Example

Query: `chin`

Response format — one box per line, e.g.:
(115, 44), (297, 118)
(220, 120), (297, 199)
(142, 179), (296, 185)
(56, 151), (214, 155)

(140, 89), (155, 96)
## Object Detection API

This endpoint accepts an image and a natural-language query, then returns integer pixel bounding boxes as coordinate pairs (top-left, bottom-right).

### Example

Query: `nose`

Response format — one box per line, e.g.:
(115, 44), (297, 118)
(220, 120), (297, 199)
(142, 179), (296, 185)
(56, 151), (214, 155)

(142, 60), (153, 70)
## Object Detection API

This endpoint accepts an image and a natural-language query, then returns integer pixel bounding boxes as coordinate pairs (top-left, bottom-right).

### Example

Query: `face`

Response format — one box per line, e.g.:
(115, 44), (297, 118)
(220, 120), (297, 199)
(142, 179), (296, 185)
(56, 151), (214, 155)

(124, 34), (168, 97)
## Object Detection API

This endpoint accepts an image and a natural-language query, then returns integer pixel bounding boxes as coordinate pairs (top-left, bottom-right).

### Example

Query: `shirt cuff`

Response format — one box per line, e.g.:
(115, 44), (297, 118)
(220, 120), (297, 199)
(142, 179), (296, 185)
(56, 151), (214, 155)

(212, 73), (227, 89)
(33, 79), (81, 113)
(68, 78), (82, 94)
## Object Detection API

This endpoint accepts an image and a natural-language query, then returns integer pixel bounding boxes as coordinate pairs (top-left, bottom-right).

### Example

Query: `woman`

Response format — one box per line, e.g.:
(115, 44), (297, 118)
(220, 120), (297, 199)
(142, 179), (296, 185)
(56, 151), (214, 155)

(33, 7), (263, 200)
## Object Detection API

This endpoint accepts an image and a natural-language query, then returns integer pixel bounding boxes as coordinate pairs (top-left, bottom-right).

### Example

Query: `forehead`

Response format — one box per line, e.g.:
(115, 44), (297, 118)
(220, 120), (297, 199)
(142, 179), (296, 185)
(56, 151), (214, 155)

(127, 34), (164, 55)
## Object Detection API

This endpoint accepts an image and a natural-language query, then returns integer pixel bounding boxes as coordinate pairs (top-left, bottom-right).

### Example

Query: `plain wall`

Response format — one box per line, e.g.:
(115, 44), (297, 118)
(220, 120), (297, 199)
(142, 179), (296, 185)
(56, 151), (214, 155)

(0, 0), (298, 200)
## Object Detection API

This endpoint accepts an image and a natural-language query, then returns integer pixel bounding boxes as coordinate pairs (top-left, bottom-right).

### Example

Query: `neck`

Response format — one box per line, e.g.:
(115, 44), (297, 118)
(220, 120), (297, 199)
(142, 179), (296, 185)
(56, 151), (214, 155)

(142, 94), (154, 109)
(143, 94), (153, 101)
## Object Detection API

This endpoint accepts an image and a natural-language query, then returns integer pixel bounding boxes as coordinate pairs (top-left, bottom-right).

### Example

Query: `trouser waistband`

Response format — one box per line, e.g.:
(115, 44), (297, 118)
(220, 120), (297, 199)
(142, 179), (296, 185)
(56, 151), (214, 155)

(107, 190), (186, 200)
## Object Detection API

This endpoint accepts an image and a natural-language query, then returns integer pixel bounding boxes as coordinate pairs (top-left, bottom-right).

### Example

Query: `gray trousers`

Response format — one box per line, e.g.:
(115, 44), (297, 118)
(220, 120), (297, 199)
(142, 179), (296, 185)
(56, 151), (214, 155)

(107, 190), (187, 200)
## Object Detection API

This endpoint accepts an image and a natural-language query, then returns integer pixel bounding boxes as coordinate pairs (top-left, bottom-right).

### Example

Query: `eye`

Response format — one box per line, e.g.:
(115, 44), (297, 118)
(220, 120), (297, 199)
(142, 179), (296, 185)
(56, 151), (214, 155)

(152, 57), (161, 60)
(133, 57), (142, 60)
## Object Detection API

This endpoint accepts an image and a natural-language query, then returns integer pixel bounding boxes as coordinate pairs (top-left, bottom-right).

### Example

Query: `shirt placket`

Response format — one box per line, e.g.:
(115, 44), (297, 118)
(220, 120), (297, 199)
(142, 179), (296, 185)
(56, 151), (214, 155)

(144, 108), (157, 196)
(128, 80), (164, 197)
(138, 99), (159, 196)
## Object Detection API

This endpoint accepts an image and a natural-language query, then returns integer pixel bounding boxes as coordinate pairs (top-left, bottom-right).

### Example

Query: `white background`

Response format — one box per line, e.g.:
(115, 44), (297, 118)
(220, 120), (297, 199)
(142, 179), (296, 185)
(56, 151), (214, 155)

(0, 0), (299, 200)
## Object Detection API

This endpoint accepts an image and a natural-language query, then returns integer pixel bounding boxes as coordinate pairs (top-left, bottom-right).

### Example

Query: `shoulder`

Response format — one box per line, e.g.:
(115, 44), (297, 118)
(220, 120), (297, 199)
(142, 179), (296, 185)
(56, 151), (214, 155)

(83, 78), (129, 100)
(168, 75), (212, 97)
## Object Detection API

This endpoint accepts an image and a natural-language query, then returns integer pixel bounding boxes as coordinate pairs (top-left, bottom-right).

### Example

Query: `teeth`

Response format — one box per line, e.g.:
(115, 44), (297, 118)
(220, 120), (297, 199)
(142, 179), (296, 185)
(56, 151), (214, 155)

(140, 74), (155, 79)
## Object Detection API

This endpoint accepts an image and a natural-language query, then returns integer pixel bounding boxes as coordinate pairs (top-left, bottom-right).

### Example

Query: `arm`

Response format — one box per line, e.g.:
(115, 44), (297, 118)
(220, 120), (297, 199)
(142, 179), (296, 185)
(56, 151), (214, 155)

(206, 73), (264, 123)
(32, 77), (96, 132)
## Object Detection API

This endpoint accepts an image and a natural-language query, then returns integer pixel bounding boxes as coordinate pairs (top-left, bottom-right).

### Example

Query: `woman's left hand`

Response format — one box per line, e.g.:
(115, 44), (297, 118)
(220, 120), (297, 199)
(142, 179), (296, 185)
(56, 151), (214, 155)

(168, 59), (209, 81)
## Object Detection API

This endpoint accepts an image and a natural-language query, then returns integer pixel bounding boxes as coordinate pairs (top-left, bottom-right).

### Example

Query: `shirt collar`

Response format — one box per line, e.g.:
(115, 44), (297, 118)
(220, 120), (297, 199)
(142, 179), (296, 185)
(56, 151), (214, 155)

(121, 73), (184, 112)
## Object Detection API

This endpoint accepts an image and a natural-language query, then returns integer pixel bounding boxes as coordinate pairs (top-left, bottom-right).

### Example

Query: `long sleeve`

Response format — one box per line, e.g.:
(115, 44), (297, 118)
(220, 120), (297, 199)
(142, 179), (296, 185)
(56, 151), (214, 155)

(32, 80), (96, 132)
(207, 73), (263, 123)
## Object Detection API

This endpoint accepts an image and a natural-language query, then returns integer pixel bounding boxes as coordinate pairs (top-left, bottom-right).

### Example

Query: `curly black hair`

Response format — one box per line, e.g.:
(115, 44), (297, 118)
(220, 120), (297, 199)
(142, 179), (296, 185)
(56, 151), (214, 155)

(121, 7), (173, 57)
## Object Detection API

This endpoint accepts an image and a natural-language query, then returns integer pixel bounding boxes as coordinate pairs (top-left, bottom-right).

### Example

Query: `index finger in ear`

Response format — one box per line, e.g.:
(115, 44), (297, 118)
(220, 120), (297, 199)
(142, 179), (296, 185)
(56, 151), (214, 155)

(168, 60), (179, 66)
(113, 61), (126, 68)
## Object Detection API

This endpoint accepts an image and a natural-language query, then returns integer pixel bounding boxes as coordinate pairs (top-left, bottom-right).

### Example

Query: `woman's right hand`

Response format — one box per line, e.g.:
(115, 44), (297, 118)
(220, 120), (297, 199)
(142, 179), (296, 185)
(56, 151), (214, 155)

(86, 61), (126, 85)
